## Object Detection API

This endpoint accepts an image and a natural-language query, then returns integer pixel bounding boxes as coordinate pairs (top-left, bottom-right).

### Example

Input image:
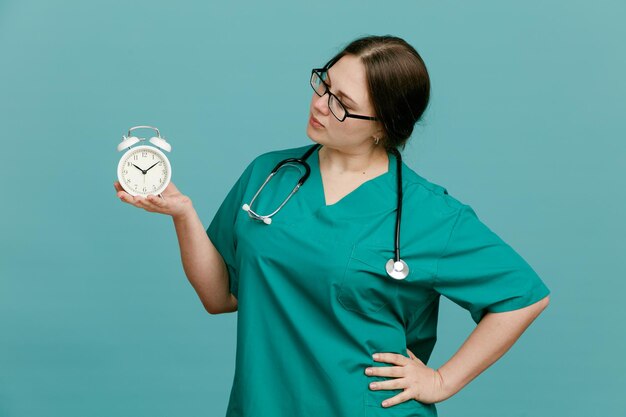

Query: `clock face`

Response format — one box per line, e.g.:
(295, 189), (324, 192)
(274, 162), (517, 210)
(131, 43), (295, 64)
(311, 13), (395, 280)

(118, 146), (170, 196)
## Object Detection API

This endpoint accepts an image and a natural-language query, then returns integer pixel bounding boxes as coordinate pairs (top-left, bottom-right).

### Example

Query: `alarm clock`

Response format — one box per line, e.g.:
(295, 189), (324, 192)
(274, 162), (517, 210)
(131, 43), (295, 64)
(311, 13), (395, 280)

(116, 125), (172, 197)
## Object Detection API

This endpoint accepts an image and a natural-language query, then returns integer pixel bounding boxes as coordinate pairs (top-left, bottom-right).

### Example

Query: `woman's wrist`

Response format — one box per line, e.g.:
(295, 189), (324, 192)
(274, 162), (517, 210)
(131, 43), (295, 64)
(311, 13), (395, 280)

(172, 201), (196, 222)
(435, 368), (457, 402)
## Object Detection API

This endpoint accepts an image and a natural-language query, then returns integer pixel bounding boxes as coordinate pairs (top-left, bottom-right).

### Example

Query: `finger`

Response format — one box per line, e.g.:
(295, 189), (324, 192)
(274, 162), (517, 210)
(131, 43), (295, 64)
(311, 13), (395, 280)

(141, 195), (168, 212)
(114, 185), (128, 196)
(119, 193), (140, 206)
(365, 365), (404, 378)
(369, 376), (406, 391)
(114, 183), (135, 203)
(377, 392), (415, 408)
(134, 195), (159, 211)
(373, 352), (408, 366)
(406, 348), (417, 360)
(146, 194), (165, 208)
(117, 191), (134, 203)
(119, 192), (147, 208)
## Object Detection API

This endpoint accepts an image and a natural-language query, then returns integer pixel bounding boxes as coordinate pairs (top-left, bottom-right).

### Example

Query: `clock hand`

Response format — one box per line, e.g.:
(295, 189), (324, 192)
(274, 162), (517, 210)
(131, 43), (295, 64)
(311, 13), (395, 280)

(132, 163), (147, 174)
(145, 162), (160, 172)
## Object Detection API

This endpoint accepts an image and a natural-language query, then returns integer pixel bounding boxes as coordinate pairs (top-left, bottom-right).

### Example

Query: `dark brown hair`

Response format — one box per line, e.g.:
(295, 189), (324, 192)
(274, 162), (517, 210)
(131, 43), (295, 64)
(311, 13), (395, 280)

(323, 35), (431, 152)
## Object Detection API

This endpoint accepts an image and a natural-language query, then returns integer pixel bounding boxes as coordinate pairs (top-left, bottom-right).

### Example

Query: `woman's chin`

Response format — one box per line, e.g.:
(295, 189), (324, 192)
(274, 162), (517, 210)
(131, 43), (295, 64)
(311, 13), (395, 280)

(305, 124), (322, 140)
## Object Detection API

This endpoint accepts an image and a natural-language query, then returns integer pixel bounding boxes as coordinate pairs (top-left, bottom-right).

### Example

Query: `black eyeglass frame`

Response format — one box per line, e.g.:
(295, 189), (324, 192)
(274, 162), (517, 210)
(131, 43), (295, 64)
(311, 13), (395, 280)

(310, 67), (379, 122)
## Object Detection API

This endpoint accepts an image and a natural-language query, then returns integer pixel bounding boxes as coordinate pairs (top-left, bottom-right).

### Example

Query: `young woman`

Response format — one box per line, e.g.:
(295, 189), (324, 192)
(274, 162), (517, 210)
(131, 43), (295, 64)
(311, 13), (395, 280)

(114, 35), (551, 417)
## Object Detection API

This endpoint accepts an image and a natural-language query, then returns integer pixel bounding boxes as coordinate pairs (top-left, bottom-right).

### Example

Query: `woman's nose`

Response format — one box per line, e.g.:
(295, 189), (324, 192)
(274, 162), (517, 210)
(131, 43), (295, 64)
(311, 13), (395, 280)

(312, 92), (330, 114)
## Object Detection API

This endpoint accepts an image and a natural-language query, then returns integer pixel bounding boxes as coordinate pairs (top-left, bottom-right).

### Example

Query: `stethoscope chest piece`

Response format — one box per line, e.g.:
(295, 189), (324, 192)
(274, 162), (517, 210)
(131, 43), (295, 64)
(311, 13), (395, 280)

(386, 258), (409, 280)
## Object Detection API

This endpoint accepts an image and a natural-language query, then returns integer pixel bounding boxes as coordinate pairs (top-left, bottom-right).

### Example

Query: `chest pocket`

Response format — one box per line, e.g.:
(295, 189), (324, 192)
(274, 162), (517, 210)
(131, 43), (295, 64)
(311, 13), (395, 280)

(337, 245), (399, 316)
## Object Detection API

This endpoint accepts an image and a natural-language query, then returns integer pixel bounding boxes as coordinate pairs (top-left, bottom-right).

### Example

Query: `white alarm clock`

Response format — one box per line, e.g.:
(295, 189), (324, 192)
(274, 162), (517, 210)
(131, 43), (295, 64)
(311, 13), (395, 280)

(116, 125), (172, 197)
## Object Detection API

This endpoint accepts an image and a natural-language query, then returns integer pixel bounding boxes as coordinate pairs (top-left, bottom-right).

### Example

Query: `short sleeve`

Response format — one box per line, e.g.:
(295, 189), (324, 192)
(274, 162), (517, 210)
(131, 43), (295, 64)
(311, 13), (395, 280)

(433, 204), (551, 324)
(206, 158), (257, 299)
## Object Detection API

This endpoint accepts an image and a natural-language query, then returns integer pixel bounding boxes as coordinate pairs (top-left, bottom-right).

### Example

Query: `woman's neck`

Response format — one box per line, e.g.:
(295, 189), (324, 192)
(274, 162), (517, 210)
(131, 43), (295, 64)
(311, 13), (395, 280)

(318, 143), (388, 176)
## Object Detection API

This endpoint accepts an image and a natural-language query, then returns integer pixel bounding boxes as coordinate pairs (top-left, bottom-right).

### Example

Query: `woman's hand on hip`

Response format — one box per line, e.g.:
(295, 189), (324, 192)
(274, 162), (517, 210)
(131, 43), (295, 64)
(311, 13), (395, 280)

(364, 348), (449, 407)
(114, 180), (194, 220)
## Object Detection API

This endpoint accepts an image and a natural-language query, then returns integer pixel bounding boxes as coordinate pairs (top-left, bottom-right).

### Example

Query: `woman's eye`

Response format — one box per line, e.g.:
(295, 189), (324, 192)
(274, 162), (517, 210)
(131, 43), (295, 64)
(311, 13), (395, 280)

(338, 97), (351, 109)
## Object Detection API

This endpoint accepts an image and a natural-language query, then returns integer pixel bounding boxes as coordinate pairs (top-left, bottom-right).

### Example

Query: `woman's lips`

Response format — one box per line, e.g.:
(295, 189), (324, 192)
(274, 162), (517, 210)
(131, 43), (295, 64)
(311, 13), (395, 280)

(310, 114), (324, 128)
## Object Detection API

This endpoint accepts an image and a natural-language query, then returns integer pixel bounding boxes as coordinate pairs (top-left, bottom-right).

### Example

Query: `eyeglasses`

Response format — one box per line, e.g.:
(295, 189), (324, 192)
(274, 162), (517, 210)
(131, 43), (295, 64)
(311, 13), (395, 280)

(310, 68), (379, 122)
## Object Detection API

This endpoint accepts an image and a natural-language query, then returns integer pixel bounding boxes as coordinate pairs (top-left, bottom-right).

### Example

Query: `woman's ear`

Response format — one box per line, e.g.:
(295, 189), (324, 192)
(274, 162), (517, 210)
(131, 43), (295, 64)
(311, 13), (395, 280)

(373, 121), (386, 139)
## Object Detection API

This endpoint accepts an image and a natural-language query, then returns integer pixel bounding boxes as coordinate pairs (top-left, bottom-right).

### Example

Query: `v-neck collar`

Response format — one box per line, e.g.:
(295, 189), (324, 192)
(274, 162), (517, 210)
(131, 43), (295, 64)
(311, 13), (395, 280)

(307, 144), (397, 213)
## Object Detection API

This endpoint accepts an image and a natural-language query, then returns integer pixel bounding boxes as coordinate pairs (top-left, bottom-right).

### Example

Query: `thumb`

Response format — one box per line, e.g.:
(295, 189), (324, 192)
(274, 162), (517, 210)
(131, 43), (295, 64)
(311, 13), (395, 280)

(164, 181), (180, 194)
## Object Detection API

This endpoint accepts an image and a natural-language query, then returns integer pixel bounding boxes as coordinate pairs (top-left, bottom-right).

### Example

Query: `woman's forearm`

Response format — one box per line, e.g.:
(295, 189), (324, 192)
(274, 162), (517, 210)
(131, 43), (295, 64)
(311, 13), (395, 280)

(436, 296), (550, 400)
(172, 205), (233, 314)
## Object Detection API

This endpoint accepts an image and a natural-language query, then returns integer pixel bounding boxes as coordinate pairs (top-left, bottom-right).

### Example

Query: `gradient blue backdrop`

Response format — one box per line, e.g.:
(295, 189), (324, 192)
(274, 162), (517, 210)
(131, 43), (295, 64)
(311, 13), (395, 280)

(1, 1), (624, 416)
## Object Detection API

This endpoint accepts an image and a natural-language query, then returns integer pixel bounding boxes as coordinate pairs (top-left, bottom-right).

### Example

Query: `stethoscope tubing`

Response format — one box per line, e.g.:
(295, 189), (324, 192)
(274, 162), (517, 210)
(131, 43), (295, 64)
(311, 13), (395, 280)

(242, 143), (408, 279)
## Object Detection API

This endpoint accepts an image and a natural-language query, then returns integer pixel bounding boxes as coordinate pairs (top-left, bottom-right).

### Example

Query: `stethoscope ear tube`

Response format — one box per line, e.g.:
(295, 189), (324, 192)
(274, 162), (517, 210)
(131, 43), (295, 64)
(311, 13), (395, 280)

(269, 157), (312, 186)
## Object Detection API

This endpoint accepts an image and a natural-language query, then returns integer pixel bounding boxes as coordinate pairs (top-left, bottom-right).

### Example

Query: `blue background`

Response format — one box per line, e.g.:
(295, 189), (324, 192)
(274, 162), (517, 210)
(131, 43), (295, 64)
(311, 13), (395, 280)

(1, 1), (624, 416)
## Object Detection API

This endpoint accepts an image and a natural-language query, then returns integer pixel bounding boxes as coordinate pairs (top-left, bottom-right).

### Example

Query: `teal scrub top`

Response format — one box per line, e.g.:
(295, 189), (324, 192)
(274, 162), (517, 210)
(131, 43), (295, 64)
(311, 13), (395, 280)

(206, 144), (551, 417)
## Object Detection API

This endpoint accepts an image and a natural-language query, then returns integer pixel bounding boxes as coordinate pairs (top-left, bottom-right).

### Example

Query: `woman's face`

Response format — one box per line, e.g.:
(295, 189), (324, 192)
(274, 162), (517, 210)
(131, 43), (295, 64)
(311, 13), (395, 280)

(306, 54), (383, 152)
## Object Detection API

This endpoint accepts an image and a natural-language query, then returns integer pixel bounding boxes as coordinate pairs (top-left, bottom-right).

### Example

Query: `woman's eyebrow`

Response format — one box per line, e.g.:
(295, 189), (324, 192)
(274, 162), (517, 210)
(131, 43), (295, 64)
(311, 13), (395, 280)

(327, 73), (357, 106)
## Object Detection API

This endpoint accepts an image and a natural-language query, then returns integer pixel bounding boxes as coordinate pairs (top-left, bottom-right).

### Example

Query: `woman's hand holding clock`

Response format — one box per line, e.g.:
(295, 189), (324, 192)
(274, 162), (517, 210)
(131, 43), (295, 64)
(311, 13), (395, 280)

(114, 180), (194, 220)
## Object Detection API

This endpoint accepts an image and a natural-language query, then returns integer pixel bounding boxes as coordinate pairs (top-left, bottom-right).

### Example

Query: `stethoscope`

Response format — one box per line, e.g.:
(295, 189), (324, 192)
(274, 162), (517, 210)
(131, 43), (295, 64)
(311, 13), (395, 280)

(241, 143), (409, 280)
